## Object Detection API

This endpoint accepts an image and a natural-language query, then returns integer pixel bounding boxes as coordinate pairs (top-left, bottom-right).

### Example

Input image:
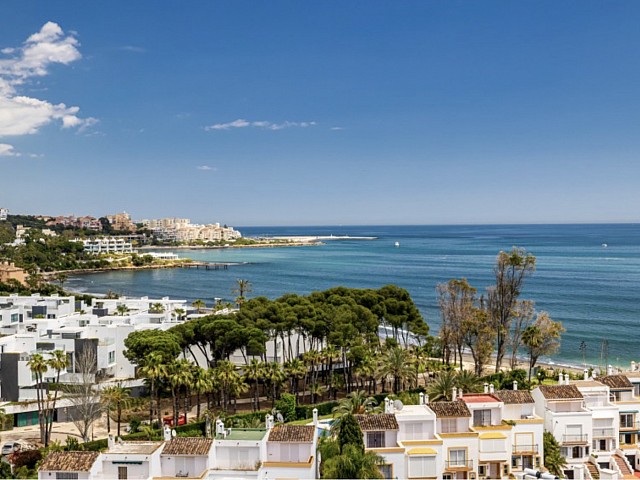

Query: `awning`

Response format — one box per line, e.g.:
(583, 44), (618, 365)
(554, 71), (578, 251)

(407, 447), (438, 455)
(479, 432), (507, 440)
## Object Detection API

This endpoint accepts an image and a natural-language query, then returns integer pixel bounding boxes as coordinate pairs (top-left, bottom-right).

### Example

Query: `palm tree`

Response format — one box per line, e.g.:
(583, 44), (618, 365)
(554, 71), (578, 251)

(377, 347), (416, 394)
(263, 362), (287, 407)
(149, 303), (165, 313)
(284, 358), (306, 400)
(427, 370), (457, 401)
(191, 299), (206, 314)
(115, 304), (130, 316)
(101, 384), (131, 437)
(168, 359), (193, 426)
(27, 353), (48, 444)
(543, 431), (567, 476)
(332, 390), (379, 417)
(174, 308), (186, 321)
(138, 352), (168, 427)
(46, 350), (69, 445)
(455, 370), (483, 394)
(233, 279), (252, 307)
(243, 359), (265, 411)
(321, 444), (384, 479)
(213, 360), (242, 412)
(190, 365), (212, 420)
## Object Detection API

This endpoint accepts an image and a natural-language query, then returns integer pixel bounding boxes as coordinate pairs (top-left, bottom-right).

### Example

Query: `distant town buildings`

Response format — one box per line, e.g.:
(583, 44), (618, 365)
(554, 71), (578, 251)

(0, 207), (8, 221)
(106, 212), (137, 232)
(0, 262), (27, 286)
(141, 217), (241, 243)
(45, 215), (102, 231)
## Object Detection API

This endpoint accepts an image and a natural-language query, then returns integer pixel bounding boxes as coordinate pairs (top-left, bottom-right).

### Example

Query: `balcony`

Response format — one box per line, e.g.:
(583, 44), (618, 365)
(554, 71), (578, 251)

(445, 459), (473, 470)
(593, 428), (616, 438)
(512, 444), (539, 454)
(562, 434), (588, 444)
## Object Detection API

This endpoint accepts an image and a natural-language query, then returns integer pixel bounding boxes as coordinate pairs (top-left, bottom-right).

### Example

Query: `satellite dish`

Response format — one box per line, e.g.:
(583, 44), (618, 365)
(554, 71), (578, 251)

(172, 429), (177, 438)
(393, 400), (404, 411)
(276, 413), (284, 423)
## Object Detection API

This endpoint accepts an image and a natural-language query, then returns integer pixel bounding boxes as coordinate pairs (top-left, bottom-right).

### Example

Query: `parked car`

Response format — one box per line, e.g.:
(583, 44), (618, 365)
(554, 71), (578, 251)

(1, 442), (19, 456)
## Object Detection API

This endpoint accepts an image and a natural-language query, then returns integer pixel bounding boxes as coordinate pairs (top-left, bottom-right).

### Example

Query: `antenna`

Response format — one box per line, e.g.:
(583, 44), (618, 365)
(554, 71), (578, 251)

(393, 399), (404, 411)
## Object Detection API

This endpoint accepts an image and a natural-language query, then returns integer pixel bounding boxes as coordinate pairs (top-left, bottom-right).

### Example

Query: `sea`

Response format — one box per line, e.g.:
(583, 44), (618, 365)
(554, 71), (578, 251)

(66, 224), (640, 369)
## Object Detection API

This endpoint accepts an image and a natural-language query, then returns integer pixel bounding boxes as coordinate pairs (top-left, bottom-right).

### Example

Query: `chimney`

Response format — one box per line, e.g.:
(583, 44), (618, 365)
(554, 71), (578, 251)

(452, 387), (457, 401)
(458, 388), (463, 399)
(513, 381), (518, 391)
(163, 425), (172, 441)
(564, 373), (570, 385)
(607, 364), (613, 376)
(424, 394), (429, 404)
(385, 397), (392, 414)
(584, 369), (589, 381)
(108, 434), (115, 449)
(489, 384), (495, 394)
(216, 419), (225, 435)
(558, 372), (564, 385)
(419, 392), (425, 405)
(632, 361), (637, 372)
(483, 383), (489, 394)
(313, 408), (319, 426)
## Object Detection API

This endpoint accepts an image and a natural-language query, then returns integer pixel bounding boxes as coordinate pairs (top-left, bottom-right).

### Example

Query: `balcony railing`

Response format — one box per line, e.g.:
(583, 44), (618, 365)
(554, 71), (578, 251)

(445, 459), (473, 470)
(593, 428), (616, 437)
(512, 444), (539, 454)
(562, 434), (588, 444)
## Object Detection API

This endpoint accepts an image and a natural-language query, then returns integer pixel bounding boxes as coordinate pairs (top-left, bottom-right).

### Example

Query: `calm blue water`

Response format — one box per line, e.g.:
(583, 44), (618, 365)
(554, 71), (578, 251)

(67, 224), (640, 367)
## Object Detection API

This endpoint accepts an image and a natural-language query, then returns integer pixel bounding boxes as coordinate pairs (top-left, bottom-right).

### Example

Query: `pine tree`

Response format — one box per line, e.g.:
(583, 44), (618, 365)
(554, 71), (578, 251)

(337, 413), (364, 453)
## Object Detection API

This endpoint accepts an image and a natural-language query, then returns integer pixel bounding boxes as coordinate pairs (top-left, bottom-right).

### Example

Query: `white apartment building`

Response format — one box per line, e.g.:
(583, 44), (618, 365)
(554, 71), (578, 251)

(39, 417), (319, 480)
(354, 386), (546, 480)
(81, 237), (135, 254)
(141, 217), (242, 243)
(0, 207), (8, 221)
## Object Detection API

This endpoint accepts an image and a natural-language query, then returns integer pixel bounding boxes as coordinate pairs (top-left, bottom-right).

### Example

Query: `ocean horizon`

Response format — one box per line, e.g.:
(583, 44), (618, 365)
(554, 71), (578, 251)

(67, 223), (640, 369)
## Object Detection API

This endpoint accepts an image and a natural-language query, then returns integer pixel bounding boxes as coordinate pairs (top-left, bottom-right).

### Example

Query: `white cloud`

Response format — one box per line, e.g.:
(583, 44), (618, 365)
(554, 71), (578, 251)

(330, 126), (344, 131)
(204, 119), (317, 131)
(0, 143), (19, 156)
(0, 22), (95, 137)
(121, 45), (146, 53)
(197, 165), (216, 171)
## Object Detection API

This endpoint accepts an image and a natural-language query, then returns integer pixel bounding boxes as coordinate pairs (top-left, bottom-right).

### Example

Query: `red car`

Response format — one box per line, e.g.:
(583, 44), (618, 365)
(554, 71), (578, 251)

(162, 414), (186, 427)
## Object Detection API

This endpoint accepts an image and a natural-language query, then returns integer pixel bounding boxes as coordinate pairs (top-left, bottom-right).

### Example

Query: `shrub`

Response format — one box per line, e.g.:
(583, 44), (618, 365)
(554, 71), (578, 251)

(11, 449), (42, 469)
(275, 393), (296, 423)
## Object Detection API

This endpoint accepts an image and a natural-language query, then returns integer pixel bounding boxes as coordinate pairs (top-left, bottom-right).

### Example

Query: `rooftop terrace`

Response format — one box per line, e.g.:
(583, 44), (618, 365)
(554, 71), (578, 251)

(215, 428), (267, 441)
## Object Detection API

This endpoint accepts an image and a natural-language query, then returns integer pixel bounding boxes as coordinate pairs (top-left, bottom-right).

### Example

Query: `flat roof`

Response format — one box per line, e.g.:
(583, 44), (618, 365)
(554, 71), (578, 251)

(216, 429), (267, 441)
(107, 441), (164, 454)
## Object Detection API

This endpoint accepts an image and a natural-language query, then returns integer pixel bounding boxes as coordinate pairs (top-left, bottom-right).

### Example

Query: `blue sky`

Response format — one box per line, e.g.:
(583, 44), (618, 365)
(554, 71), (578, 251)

(1, 1), (640, 226)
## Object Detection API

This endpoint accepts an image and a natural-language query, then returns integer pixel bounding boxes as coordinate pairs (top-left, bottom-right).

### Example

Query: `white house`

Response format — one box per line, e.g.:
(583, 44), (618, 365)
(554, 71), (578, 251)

(38, 451), (101, 480)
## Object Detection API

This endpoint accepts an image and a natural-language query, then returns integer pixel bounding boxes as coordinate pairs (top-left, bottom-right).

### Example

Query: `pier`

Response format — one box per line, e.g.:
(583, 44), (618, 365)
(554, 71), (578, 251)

(181, 262), (234, 270)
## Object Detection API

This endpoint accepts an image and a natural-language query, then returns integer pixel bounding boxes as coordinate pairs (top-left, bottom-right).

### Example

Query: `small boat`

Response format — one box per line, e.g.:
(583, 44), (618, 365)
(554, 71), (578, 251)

(602, 243), (608, 248)
(394, 242), (400, 247)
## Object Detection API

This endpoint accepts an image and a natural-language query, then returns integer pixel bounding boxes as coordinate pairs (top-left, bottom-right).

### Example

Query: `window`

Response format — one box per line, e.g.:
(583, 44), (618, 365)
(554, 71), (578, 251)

(449, 448), (467, 466)
(367, 431), (385, 448)
(118, 466), (127, 480)
(378, 464), (393, 479)
(473, 409), (491, 427)
(408, 456), (436, 478)
(441, 418), (457, 433)
(478, 465), (487, 476)
(10, 313), (18, 323)
(56, 474), (78, 480)
(621, 414), (634, 428)
(109, 351), (116, 364)
(404, 422), (423, 440)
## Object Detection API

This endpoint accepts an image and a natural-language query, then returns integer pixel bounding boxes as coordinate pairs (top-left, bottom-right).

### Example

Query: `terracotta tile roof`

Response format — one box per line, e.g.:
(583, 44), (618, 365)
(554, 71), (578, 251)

(428, 400), (471, 418)
(354, 414), (399, 431)
(268, 425), (315, 443)
(600, 375), (633, 390)
(538, 385), (583, 400)
(39, 451), (99, 472)
(493, 390), (534, 404)
(162, 437), (213, 456)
